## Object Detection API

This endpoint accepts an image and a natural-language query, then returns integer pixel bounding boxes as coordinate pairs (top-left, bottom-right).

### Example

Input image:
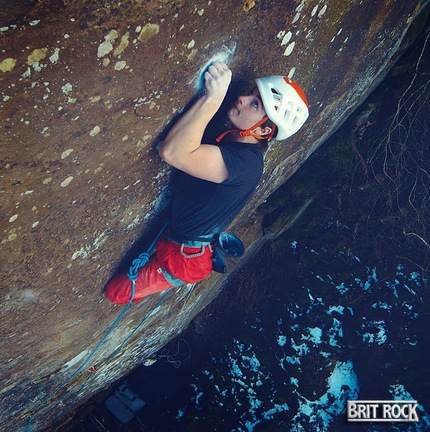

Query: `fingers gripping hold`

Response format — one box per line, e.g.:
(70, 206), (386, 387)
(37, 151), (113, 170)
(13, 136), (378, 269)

(205, 61), (230, 79)
(204, 61), (232, 100)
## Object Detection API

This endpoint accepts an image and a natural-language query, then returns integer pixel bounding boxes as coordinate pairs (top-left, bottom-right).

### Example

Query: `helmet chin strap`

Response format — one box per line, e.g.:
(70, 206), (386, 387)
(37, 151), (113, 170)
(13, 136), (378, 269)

(216, 116), (276, 142)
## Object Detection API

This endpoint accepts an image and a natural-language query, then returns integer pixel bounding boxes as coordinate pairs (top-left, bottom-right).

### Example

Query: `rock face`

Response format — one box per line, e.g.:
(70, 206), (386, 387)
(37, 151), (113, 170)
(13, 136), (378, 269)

(0, 1), (427, 430)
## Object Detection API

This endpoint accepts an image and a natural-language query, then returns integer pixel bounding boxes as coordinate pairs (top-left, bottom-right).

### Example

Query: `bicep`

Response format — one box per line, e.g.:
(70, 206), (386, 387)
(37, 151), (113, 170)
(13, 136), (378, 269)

(161, 144), (229, 183)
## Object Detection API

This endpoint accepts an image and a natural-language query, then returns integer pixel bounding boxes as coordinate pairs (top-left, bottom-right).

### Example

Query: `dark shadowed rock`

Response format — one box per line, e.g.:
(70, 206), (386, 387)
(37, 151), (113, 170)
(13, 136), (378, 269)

(0, 1), (428, 430)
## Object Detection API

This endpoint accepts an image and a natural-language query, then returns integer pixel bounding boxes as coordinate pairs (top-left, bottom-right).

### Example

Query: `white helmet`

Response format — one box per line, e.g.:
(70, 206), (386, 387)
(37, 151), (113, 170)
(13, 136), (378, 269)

(255, 76), (309, 140)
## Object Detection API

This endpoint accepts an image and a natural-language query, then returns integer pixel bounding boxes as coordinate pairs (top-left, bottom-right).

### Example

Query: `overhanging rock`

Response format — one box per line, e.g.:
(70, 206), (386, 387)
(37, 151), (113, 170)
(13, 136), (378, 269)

(0, 1), (428, 430)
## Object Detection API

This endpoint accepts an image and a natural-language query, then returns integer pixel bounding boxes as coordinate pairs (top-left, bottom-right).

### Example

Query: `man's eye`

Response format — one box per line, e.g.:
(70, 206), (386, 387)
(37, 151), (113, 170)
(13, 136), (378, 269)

(252, 101), (259, 108)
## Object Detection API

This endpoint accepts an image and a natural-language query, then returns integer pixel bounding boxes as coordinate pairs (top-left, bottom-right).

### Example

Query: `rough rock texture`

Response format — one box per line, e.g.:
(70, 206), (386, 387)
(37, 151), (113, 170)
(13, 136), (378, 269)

(0, 0), (428, 430)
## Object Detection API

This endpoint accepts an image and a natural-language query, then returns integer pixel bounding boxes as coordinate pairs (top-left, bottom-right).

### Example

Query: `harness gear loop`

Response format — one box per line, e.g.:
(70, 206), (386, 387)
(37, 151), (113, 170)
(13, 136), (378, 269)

(180, 243), (213, 258)
(216, 116), (277, 142)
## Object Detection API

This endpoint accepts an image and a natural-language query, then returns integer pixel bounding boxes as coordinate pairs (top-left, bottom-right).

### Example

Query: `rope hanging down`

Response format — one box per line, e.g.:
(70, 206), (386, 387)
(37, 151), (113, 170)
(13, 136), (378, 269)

(26, 222), (169, 431)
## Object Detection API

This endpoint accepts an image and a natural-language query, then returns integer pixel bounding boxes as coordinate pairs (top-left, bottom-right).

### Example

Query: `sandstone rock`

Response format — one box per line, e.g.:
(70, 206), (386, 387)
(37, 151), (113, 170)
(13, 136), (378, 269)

(0, 1), (427, 430)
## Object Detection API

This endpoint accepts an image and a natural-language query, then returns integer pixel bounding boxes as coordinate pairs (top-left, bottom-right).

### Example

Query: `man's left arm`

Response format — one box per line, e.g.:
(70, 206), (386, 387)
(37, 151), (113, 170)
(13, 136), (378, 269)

(158, 62), (231, 183)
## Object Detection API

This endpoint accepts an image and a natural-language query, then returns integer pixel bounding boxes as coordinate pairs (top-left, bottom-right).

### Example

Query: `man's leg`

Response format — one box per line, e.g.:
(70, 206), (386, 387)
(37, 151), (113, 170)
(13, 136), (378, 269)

(105, 254), (173, 304)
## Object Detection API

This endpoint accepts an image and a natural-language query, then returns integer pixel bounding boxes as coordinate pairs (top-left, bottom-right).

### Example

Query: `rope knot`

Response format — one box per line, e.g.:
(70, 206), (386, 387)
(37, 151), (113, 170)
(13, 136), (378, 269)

(127, 252), (150, 281)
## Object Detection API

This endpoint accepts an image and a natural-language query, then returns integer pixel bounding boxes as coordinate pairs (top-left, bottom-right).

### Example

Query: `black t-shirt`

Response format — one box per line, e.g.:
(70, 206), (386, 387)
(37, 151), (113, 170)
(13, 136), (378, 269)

(169, 141), (264, 240)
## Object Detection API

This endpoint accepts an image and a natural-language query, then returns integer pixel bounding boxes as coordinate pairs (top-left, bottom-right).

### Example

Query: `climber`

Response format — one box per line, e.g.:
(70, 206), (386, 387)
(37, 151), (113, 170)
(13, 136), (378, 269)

(105, 61), (309, 304)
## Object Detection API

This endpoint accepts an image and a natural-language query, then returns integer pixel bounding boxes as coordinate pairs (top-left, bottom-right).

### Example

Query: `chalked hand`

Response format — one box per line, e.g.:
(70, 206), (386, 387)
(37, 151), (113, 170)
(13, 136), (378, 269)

(204, 61), (232, 102)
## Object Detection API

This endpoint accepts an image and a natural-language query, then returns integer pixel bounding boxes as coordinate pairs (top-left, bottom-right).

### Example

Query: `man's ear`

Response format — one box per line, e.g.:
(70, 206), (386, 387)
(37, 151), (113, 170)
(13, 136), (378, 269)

(253, 126), (272, 137)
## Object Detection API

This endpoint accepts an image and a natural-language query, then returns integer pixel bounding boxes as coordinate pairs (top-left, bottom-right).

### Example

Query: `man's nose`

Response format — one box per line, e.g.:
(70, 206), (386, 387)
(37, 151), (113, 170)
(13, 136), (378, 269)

(237, 95), (247, 105)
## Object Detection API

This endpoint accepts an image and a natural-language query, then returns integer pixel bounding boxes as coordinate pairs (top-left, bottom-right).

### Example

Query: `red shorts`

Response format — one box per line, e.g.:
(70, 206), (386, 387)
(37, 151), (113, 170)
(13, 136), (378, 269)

(105, 236), (213, 304)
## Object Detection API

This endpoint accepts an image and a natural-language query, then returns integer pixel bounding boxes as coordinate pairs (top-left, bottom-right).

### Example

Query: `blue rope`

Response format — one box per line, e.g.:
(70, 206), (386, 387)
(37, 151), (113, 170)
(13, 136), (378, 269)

(127, 221), (168, 281)
(26, 222), (168, 431)
(127, 253), (151, 281)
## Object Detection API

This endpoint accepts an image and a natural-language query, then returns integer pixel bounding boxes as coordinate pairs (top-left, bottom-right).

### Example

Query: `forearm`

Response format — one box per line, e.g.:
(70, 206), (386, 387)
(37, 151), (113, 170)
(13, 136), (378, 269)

(159, 93), (223, 160)
(159, 62), (231, 165)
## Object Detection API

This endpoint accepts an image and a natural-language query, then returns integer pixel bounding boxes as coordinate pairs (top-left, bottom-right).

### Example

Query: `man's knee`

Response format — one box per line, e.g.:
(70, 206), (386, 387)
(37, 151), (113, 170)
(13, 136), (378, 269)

(105, 273), (132, 304)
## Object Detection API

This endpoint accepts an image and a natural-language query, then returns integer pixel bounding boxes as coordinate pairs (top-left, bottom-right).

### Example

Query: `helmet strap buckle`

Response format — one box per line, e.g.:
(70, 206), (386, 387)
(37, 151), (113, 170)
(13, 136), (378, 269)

(216, 116), (275, 142)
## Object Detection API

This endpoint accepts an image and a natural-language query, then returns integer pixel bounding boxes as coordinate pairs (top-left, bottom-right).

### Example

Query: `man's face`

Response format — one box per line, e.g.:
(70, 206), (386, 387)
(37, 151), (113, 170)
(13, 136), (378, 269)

(228, 87), (267, 131)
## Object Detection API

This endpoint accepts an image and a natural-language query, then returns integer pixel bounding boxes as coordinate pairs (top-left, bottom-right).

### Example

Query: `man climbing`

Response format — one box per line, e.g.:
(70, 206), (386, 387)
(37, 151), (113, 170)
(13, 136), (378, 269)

(106, 61), (309, 304)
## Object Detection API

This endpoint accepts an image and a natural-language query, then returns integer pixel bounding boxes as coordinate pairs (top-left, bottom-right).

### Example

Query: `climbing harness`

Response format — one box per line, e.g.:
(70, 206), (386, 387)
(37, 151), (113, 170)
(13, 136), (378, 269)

(25, 222), (169, 431)
(167, 230), (244, 273)
(160, 267), (185, 287)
